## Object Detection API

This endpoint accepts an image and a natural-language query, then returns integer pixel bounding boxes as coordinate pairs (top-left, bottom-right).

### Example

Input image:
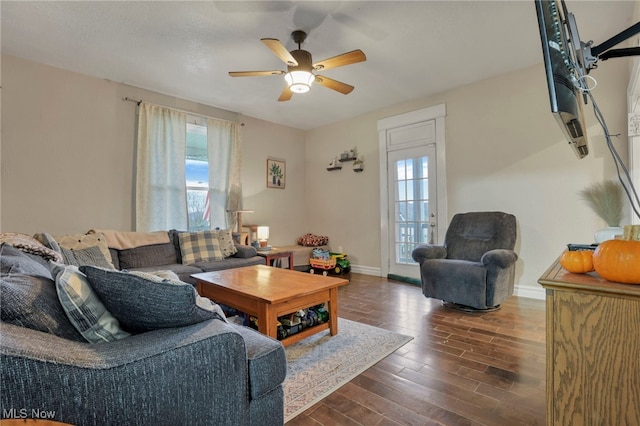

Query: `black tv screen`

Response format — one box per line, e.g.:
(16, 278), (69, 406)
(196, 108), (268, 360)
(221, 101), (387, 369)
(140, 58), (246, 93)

(535, 0), (589, 159)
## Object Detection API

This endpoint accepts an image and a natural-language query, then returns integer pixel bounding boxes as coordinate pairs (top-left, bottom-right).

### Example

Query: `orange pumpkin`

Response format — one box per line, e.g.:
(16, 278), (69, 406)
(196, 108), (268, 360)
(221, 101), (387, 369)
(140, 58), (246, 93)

(560, 250), (594, 273)
(592, 240), (640, 284)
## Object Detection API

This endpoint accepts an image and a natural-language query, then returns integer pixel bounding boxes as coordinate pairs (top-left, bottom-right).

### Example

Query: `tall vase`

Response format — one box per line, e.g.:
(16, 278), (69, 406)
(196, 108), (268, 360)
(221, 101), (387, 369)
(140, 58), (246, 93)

(594, 226), (623, 243)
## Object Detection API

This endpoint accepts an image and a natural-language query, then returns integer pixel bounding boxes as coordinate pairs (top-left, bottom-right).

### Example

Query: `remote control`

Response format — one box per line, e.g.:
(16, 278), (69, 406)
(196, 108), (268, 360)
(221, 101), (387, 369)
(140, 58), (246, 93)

(567, 243), (598, 251)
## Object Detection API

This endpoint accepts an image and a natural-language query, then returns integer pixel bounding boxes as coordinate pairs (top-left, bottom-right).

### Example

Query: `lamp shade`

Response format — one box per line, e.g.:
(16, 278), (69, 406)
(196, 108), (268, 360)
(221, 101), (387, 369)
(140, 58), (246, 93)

(284, 71), (314, 93)
(257, 226), (270, 240)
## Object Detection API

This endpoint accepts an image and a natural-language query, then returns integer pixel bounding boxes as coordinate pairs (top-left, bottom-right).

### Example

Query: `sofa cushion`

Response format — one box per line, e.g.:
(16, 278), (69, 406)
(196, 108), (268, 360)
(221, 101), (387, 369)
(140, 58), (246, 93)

(0, 273), (85, 341)
(53, 265), (131, 343)
(126, 263), (203, 285)
(60, 245), (114, 269)
(193, 255), (265, 273)
(178, 230), (224, 264)
(117, 243), (178, 269)
(55, 232), (115, 269)
(0, 243), (53, 280)
(80, 266), (227, 333)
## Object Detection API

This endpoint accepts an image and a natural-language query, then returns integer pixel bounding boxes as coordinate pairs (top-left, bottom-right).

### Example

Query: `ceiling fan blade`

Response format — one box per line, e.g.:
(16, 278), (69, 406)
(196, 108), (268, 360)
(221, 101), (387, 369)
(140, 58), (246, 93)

(314, 75), (354, 94)
(261, 38), (298, 66)
(278, 86), (293, 102)
(229, 70), (284, 77)
(313, 50), (366, 71)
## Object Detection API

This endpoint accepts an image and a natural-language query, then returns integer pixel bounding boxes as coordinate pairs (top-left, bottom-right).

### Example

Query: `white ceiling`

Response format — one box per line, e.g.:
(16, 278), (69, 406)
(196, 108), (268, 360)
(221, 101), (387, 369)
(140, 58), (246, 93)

(1, 1), (637, 130)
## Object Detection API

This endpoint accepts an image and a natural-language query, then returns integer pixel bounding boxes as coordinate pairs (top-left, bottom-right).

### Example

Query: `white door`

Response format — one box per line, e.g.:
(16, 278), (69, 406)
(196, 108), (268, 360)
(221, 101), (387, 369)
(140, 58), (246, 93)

(387, 145), (437, 280)
(377, 103), (447, 280)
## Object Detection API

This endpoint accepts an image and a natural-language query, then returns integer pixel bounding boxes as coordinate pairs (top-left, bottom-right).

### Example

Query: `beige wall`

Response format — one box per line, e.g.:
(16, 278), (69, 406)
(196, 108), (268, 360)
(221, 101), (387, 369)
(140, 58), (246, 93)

(239, 115), (307, 246)
(305, 59), (631, 296)
(0, 55), (307, 243)
(2, 53), (632, 297)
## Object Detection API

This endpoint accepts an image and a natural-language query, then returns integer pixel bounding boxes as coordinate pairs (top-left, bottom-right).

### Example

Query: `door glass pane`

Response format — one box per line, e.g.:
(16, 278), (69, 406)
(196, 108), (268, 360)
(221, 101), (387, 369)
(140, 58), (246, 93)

(396, 181), (406, 201)
(396, 160), (406, 180)
(393, 155), (430, 264)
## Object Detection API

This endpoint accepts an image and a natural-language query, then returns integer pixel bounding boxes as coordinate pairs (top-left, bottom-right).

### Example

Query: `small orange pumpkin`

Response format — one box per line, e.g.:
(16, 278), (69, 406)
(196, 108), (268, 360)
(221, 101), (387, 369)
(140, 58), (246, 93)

(560, 250), (594, 273)
(592, 239), (640, 284)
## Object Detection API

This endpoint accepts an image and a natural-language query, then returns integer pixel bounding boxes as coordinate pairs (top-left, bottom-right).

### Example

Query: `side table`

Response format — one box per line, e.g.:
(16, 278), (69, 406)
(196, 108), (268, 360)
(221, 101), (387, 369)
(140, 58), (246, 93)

(256, 248), (294, 270)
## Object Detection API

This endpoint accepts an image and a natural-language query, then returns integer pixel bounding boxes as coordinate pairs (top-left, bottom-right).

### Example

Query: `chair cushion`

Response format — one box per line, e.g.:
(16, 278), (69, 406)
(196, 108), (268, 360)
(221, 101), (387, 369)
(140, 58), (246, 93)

(444, 212), (516, 262)
(421, 259), (488, 309)
(53, 264), (130, 343)
(80, 266), (227, 333)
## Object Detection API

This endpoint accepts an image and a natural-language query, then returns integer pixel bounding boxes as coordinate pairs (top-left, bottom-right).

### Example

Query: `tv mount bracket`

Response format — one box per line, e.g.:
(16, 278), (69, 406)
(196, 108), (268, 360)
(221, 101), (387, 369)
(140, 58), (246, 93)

(571, 18), (640, 73)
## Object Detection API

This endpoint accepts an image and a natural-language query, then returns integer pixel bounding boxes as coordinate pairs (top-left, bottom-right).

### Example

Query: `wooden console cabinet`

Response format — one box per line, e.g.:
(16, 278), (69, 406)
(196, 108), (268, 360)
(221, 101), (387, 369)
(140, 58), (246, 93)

(538, 259), (640, 425)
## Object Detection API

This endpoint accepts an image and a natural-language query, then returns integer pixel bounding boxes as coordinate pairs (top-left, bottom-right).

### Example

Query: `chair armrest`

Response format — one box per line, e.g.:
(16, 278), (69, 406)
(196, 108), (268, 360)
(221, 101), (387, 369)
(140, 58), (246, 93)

(411, 245), (447, 264)
(481, 249), (518, 268)
(232, 244), (258, 258)
(1, 319), (263, 425)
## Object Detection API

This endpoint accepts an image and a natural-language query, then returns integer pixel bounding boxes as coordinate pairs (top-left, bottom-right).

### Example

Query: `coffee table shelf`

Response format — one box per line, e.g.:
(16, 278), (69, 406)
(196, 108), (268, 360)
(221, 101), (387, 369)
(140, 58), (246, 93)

(192, 265), (349, 346)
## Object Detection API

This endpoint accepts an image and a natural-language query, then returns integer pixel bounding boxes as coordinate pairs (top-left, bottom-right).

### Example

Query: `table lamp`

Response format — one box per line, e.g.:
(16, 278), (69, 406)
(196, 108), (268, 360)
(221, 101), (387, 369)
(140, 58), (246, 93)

(257, 226), (271, 251)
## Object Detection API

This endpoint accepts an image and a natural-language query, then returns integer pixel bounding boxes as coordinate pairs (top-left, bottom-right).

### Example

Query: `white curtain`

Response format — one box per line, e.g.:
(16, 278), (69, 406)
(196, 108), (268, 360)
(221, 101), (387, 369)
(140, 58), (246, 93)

(206, 118), (242, 229)
(136, 102), (188, 231)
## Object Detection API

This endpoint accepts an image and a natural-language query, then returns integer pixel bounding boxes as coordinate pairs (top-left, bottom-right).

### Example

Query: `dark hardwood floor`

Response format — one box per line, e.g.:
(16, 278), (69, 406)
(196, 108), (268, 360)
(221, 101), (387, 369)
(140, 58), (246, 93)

(286, 273), (546, 426)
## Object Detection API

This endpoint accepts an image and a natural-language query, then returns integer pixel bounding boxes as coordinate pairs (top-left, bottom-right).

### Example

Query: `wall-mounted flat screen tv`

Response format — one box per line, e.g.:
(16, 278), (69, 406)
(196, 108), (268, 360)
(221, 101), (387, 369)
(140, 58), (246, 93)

(535, 0), (589, 159)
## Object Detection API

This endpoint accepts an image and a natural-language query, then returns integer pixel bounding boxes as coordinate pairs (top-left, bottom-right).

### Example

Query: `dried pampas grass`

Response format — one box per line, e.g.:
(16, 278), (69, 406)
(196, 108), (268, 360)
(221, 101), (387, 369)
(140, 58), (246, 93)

(579, 180), (624, 227)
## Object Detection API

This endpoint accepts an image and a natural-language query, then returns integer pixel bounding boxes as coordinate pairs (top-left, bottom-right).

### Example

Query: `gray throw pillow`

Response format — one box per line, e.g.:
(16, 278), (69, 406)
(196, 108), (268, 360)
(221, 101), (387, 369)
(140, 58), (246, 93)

(79, 266), (227, 333)
(1, 273), (85, 341)
(60, 245), (113, 269)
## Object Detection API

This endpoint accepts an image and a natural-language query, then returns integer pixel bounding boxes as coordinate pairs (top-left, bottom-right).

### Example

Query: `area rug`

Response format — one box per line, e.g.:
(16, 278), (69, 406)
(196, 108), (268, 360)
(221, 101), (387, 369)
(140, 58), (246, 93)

(283, 318), (413, 422)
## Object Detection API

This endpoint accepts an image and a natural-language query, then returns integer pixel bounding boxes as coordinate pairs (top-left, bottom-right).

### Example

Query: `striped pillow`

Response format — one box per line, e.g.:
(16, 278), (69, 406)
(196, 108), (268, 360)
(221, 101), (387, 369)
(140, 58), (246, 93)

(178, 230), (224, 264)
(54, 265), (130, 343)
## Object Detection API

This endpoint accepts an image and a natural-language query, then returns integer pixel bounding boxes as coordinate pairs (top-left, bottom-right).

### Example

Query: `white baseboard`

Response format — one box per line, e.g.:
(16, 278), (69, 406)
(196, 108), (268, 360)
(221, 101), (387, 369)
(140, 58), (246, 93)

(515, 285), (545, 300)
(350, 265), (382, 276)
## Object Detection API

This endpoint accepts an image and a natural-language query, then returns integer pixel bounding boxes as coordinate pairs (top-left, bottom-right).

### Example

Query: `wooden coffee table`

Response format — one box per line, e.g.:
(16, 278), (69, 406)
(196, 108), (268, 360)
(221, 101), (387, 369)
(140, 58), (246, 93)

(193, 265), (349, 346)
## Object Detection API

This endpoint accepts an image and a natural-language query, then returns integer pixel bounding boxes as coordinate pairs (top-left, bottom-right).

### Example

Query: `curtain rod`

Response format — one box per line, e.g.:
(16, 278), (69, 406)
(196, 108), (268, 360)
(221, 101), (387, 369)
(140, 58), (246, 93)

(123, 97), (244, 126)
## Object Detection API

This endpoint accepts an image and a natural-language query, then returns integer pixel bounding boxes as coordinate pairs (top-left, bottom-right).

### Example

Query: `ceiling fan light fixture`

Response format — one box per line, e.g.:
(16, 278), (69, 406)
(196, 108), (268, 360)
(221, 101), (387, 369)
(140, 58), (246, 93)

(284, 70), (314, 93)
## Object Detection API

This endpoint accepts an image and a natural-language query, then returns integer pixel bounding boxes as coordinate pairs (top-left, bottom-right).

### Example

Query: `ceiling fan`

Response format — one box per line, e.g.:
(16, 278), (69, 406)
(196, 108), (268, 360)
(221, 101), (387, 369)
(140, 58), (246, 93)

(229, 30), (366, 102)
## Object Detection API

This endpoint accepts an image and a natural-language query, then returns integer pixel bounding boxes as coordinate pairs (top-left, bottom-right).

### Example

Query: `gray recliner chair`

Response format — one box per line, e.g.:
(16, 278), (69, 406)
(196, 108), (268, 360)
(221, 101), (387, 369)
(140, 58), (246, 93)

(411, 211), (517, 311)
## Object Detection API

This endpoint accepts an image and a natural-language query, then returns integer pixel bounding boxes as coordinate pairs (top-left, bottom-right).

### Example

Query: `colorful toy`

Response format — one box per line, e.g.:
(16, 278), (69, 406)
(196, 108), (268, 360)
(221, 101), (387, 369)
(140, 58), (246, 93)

(309, 250), (351, 275)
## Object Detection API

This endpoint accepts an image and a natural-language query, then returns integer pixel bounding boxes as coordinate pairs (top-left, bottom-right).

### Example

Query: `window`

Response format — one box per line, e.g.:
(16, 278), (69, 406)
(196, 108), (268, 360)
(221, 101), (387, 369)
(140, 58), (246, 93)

(136, 102), (240, 233)
(186, 122), (209, 231)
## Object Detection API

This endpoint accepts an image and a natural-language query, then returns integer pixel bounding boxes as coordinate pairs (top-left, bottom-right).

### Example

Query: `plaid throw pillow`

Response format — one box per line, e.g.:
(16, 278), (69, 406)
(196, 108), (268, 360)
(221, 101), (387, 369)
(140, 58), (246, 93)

(178, 230), (224, 265)
(54, 265), (130, 343)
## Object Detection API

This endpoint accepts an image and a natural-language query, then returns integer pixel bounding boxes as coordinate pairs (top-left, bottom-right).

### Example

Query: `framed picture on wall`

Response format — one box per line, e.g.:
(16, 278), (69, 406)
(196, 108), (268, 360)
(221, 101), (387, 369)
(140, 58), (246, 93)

(267, 158), (286, 189)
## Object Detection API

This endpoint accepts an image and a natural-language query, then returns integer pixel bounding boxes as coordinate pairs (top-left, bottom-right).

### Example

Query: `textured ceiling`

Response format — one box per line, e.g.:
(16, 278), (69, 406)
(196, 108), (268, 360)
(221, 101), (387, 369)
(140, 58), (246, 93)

(1, 1), (637, 130)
